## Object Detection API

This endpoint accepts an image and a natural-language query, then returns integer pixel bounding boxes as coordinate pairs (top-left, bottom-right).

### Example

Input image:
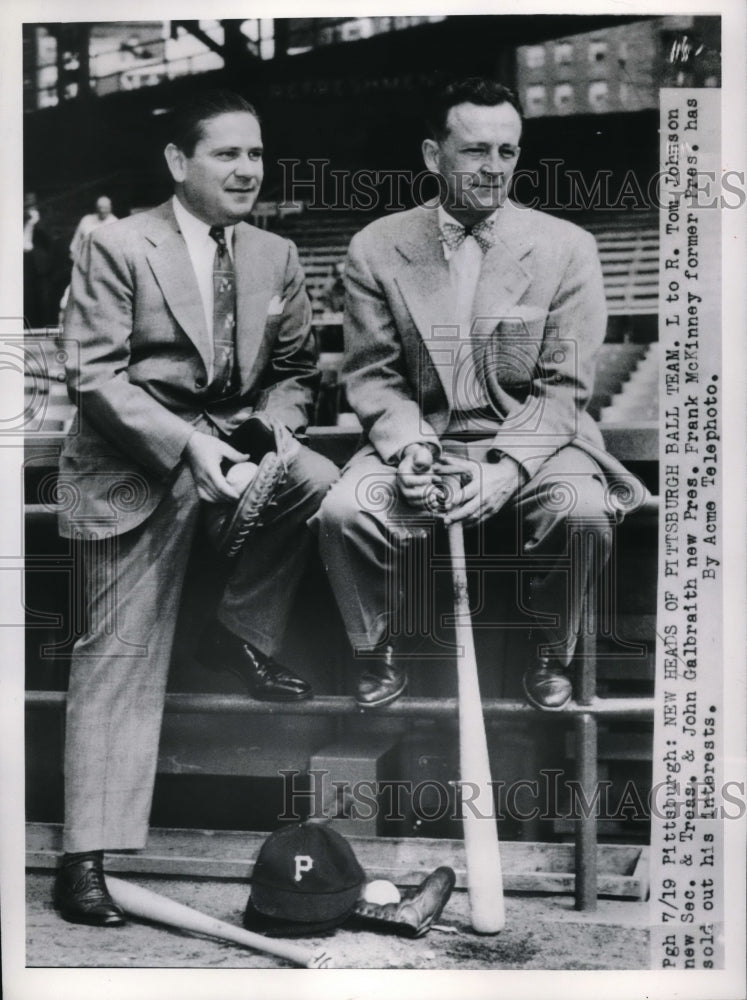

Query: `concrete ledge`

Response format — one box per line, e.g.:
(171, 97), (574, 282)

(26, 822), (649, 900)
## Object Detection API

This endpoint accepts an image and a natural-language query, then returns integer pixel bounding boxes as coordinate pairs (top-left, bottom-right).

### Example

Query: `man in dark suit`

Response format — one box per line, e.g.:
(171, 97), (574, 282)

(54, 90), (338, 925)
(313, 78), (645, 712)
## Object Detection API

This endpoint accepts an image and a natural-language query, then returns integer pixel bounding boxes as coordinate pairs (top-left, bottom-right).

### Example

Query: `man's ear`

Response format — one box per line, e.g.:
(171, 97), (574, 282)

(164, 143), (187, 183)
(422, 138), (440, 174)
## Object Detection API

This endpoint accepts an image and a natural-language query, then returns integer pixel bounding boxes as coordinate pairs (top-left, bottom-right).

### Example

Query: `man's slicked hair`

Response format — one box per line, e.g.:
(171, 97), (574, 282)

(425, 78), (523, 141)
(166, 89), (261, 156)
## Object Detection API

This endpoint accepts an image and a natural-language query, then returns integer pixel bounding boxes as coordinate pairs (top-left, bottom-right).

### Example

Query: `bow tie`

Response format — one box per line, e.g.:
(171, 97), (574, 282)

(439, 216), (496, 255)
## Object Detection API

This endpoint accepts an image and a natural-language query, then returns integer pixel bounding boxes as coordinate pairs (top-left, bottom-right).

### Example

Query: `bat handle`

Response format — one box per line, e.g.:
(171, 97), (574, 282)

(251, 933), (333, 969)
(245, 932), (333, 968)
(447, 521), (471, 631)
(106, 876), (335, 968)
(307, 949), (334, 969)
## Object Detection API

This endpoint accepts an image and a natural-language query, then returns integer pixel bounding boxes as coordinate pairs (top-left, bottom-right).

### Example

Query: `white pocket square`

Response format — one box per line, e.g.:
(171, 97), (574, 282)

(267, 296), (286, 316)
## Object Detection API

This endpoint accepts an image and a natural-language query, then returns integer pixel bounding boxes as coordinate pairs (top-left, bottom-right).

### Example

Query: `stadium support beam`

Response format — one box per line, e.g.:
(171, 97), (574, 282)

(171, 19), (260, 73)
(273, 18), (289, 58)
(49, 23), (91, 104)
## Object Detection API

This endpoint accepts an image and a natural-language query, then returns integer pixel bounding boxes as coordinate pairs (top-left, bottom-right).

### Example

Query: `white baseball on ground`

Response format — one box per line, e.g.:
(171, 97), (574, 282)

(362, 880), (401, 905)
(225, 461), (258, 492)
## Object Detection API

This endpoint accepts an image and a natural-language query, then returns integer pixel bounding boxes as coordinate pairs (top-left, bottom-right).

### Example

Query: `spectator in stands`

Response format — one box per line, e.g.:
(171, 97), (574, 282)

(313, 77), (645, 712)
(69, 195), (118, 262)
(23, 193), (53, 328)
(60, 196), (120, 322)
(54, 89), (337, 927)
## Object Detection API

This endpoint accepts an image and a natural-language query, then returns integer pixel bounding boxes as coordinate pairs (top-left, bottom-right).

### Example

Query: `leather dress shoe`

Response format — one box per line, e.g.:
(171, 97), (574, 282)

(523, 656), (573, 711)
(352, 866), (456, 937)
(199, 623), (312, 701)
(54, 854), (126, 927)
(355, 645), (407, 709)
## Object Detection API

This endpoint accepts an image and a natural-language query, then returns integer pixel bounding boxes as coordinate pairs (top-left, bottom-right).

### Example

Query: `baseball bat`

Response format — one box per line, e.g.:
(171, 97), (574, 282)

(448, 521), (506, 933)
(106, 876), (334, 968)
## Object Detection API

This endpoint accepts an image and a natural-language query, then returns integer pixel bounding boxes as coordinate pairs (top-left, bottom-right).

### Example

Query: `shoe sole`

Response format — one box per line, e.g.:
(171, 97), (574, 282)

(222, 663), (314, 701)
(356, 679), (407, 710)
(53, 898), (126, 927)
(522, 674), (572, 712)
(250, 688), (314, 702)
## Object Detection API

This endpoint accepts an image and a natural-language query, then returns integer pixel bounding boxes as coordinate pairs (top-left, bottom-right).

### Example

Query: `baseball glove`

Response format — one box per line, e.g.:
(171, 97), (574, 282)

(349, 866), (456, 937)
(208, 451), (287, 558)
(206, 416), (293, 559)
(228, 414), (298, 472)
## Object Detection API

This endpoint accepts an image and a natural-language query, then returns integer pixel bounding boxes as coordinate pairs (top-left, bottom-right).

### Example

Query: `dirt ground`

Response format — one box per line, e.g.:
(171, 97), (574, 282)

(26, 871), (649, 971)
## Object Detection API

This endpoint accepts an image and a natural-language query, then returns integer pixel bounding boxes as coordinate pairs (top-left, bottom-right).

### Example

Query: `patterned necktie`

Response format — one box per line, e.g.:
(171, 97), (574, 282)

(439, 216), (496, 255)
(208, 225), (236, 395)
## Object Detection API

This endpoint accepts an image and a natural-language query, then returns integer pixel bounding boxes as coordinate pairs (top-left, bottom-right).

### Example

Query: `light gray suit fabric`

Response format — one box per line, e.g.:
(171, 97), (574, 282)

(314, 201), (644, 662)
(59, 201), (337, 851)
(59, 200), (323, 538)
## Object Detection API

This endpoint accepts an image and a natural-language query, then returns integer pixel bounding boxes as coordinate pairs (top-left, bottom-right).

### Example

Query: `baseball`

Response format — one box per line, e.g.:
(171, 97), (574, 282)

(225, 461), (258, 492)
(362, 879), (401, 905)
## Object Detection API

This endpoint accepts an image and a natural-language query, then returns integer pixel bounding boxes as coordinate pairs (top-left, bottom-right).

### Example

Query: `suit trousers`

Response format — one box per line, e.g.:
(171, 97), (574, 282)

(63, 444), (337, 852)
(313, 444), (614, 667)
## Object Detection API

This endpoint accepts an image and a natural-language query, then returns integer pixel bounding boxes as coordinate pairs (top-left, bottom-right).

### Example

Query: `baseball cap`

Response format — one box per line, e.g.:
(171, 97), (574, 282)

(243, 822), (366, 937)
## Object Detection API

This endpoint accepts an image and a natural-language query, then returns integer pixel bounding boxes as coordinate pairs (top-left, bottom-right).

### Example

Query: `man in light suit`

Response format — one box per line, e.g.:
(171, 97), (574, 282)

(314, 78), (644, 711)
(54, 90), (337, 925)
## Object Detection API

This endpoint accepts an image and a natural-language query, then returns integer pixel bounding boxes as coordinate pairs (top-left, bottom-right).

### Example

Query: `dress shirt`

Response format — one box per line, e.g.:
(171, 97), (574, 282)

(436, 205), (496, 417)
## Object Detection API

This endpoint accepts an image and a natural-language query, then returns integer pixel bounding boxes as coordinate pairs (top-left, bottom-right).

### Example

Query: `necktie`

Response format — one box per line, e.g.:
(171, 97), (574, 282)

(439, 216), (496, 255)
(208, 225), (236, 395)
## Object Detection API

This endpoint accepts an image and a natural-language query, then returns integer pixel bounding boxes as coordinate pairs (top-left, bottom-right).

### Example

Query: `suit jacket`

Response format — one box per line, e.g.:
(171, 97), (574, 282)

(58, 200), (319, 538)
(342, 201), (647, 514)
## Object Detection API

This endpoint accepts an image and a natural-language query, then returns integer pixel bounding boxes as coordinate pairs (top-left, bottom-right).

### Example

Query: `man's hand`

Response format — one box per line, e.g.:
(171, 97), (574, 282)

(396, 443), (438, 510)
(436, 455), (526, 526)
(183, 431), (248, 503)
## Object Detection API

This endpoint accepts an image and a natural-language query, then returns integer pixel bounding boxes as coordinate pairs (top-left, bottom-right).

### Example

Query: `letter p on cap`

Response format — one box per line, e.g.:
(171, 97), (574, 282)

(294, 854), (314, 882)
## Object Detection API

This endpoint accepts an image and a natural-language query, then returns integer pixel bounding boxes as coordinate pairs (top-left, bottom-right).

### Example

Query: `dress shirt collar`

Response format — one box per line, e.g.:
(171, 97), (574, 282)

(172, 195), (235, 257)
